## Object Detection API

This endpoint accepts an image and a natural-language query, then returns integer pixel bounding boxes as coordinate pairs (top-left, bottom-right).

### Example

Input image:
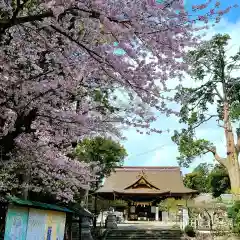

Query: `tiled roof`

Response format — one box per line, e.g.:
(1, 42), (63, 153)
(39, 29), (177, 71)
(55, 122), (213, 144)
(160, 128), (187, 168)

(97, 166), (196, 194)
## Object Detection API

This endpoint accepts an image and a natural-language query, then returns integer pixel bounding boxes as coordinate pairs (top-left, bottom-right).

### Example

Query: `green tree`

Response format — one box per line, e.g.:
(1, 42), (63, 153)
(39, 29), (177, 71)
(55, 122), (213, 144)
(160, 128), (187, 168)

(158, 198), (186, 218)
(172, 34), (240, 198)
(184, 163), (230, 197)
(184, 172), (207, 193)
(183, 163), (212, 192)
(228, 201), (240, 233)
(74, 137), (127, 185)
(193, 163), (213, 175)
(208, 164), (230, 198)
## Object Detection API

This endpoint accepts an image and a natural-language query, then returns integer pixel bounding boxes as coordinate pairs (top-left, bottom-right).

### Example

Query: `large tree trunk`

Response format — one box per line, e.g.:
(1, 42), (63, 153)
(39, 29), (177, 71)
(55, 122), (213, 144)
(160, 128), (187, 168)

(211, 102), (240, 200)
(227, 162), (240, 199)
(222, 102), (240, 199)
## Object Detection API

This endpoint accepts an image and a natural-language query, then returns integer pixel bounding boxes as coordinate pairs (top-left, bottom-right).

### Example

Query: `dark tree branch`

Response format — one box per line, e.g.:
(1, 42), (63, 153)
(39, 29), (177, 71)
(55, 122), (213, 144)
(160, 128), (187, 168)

(49, 24), (105, 64)
(0, 108), (38, 159)
(190, 115), (215, 131)
(0, 6), (128, 35)
(0, 0), (31, 35)
(236, 129), (240, 154)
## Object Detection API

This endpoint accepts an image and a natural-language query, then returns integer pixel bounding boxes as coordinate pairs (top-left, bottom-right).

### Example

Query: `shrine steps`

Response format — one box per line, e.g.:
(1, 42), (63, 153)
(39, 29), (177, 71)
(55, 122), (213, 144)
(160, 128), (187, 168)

(102, 229), (183, 240)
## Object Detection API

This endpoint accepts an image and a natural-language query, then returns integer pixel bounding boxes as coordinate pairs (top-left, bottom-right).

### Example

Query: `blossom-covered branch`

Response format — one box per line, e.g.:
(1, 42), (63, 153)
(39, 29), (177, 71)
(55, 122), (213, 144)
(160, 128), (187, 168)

(0, 0), (236, 201)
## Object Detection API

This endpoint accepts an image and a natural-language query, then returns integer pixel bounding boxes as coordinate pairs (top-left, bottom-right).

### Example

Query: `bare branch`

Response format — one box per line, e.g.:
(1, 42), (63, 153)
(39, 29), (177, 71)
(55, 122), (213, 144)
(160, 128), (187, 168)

(191, 115), (215, 131)
(206, 146), (227, 167)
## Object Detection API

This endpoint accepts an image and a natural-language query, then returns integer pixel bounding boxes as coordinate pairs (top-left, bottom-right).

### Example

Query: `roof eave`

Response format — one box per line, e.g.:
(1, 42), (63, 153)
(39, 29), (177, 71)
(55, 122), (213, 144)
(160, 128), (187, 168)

(113, 190), (170, 195)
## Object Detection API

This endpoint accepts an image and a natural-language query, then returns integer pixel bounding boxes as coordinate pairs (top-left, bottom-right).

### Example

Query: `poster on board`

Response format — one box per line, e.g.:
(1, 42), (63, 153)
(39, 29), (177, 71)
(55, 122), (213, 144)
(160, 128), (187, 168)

(45, 211), (66, 240)
(54, 212), (66, 240)
(26, 208), (47, 240)
(4, 206), (29, 240)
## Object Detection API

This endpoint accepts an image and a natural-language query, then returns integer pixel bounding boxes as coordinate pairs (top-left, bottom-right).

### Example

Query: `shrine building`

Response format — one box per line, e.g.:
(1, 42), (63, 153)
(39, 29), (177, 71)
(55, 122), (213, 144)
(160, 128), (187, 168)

(96, 166), (197, 221)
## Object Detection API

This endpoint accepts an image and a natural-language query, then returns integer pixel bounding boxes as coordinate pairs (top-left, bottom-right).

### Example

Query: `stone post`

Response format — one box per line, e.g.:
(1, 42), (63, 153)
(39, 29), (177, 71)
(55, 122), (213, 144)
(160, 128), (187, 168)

(182, 208), (189, 230)
(155, 206), (159, 221)
(81, 217), (93, 240)
(105, 207), (118, 229)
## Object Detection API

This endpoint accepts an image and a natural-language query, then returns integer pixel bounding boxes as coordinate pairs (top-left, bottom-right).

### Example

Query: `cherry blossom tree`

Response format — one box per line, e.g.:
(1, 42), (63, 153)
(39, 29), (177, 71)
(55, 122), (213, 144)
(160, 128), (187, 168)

(0, 0), (235, 202)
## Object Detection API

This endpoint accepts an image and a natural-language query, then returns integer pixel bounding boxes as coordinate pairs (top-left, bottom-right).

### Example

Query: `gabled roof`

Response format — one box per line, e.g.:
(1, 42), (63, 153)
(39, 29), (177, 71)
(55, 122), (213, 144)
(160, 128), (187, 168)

(97, 166), (196, 195)
(124, 175), (159, 190)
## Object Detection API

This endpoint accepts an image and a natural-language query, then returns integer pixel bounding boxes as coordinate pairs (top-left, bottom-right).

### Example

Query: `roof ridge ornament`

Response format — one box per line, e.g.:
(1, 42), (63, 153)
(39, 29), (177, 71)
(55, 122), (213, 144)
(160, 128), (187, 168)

(137, 169), (147, 179)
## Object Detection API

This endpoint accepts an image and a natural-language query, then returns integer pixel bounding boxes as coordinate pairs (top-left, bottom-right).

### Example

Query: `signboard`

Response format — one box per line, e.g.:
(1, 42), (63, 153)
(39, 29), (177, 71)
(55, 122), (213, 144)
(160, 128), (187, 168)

(4, 206), (28, 240)
(45, 210), (66, 240)
(26, 208), (47, 240)
(4, 205), (66, 240)
(53, 211), (66, 240)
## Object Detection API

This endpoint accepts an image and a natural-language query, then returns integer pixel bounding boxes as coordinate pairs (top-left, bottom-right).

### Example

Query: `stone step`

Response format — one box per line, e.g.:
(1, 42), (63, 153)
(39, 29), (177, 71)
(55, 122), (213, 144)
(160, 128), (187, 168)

(102, 229), (183, 240)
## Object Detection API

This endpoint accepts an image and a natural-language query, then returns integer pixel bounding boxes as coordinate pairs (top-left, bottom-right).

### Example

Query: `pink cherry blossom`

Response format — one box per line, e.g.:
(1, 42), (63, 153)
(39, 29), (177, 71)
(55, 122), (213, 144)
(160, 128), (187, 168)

(0, 0), (235, 202)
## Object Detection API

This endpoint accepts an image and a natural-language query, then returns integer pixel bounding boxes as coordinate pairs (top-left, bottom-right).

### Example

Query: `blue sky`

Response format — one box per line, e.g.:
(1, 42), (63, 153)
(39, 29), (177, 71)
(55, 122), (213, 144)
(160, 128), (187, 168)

(121, 0), (240, 174)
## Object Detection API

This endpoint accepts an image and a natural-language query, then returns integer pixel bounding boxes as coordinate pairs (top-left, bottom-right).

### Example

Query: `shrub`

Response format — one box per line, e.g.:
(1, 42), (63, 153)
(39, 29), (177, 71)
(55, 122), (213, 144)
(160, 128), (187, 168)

(184, 225), (196, 237)
(228, 201), (240, 235)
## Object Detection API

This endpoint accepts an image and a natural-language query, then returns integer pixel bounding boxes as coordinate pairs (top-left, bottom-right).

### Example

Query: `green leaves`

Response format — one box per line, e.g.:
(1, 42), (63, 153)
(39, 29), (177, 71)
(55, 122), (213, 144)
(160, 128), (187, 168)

(74, 137), (127, 183)
(227, 201), (240, 233)
(176, 84), (216, 125)
(188, 112), (198, 125)
(208, 164), (230, 198)
(158, 198), (186, 212)
(184, 163), (230, 197)
(184, 172), (208, 193)
(173, 34), (240, 167)
(92, 89), (119, 115)
(230, 102), (240, 121)
(228, 79), (240, 121)
(172, 129), (213, 168)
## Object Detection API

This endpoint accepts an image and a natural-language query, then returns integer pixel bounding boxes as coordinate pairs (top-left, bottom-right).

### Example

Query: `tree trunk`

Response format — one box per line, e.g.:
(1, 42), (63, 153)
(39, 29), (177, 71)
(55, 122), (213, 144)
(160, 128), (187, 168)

(223, 102), (240, 199)
(227, 160), (240, 200)
(211, 102), (240, 199)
